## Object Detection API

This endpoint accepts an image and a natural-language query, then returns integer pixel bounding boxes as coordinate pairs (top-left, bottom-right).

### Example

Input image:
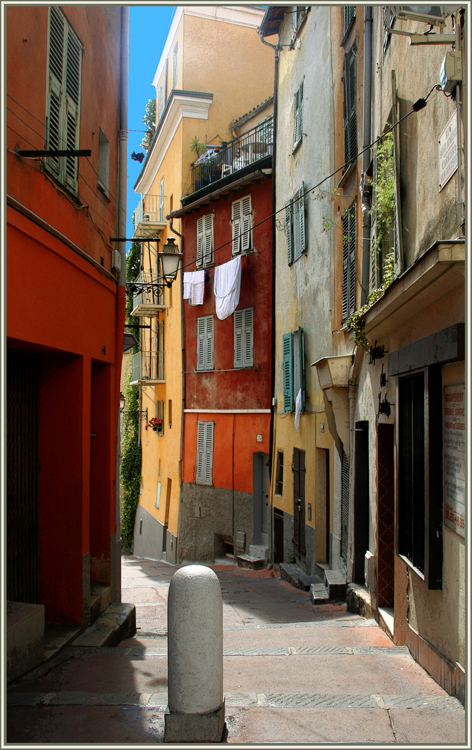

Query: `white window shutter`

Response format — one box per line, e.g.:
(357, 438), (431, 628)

(298, 183), (306, 253)
(196, 217), (204, 268)
(241, 195), (252, 252)
(197, 317), (205, 370)
(205, 315), (214, 370)
(234, 310), (243, 367)
(232, 199), (242, 255)
(204, 213), (214, 266)
(285, 200), (293, 264)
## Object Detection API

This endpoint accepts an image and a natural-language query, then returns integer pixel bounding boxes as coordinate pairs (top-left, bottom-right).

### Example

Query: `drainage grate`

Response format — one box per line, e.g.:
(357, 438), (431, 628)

(264, 692), (378, 708)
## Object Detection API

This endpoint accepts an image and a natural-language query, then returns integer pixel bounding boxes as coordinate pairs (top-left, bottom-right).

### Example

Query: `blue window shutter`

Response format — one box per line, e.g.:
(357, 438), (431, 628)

(283, 332), (294, 412)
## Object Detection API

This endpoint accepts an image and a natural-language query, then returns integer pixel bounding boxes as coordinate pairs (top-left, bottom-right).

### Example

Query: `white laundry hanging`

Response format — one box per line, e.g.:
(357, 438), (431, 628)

(183, 270), (205, 305)
(213, 255), (242, 320)
(294, 389), (302, 432)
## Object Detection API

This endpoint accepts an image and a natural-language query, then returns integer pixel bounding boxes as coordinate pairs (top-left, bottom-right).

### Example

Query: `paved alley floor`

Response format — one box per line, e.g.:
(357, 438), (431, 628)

(7, 555), (466, 746)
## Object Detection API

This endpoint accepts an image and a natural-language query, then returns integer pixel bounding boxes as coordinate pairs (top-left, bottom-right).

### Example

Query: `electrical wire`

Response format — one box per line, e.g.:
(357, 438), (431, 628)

(176, 85), (441, 275)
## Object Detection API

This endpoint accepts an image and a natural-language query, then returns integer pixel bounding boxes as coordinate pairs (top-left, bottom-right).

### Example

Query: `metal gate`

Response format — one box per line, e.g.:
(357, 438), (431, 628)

(341, 447), (349, 563)
(7, 349), (40, 603)
(293, 448), (306, 558)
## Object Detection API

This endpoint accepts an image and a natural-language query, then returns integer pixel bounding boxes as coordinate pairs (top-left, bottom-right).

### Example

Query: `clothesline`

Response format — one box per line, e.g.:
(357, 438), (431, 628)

(183, 255), (242, 319)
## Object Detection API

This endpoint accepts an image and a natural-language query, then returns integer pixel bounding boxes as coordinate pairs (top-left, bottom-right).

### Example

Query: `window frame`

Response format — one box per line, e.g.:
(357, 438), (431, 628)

(173, 42), (178, 89)
(342, 201), (357, 320)
(159, 178), (165, 222)
(97, 128), (110, 197)
(234, 307), (254, 369)
(293, 80), (304, 151)
(196, 315), (214, 372)
(275, 451), (284, 496)
(231, 195), (253, 256)
(45, 6), (83, 193)
(196, 421), (214, 486)
(342, 6), (356, 41)
(283, 327), (305, 413)
(196, 213), (214, 268)
(286, 183), (307, 265)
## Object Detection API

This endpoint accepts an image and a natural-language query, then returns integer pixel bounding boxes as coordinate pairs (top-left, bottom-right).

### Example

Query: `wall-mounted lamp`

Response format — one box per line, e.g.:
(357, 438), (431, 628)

(119, 393), (148, 423)
(159, 237), (183, 287)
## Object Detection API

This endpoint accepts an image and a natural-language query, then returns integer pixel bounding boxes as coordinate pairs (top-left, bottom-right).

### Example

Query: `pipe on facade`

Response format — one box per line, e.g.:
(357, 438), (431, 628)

(169, 217), (186, 498)
(360, 7), (373, 306)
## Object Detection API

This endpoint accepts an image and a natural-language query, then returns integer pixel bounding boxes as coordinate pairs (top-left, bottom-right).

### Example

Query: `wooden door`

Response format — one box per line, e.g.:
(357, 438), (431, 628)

(292, 448), (306, 559)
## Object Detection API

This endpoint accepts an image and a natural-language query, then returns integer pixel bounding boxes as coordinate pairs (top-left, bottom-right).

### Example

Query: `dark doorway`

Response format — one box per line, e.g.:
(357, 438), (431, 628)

(7, 349), (40, 603)
(292, 448), (306, 560)
(273, 509), (284, 564)
(377, 423), (395, 607)
(353, 421), (369, 585)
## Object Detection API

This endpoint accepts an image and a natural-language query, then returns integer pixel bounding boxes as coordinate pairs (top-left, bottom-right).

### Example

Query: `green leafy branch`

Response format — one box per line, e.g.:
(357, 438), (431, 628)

(346, 251), (396, 350)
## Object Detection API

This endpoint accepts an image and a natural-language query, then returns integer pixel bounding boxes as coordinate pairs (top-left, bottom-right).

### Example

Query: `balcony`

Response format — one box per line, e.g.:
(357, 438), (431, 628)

(130, 272), (166, 317)
(131, 350), (165, 386)
(133, 194), (167, 239)
(190, 116), (273, 194)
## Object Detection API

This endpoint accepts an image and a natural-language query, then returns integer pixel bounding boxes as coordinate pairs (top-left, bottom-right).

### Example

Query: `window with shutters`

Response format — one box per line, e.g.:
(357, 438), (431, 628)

(293, 80), (304, 151)
(159, 178), (165, 222)
(197, 213), (214, 268)
(232, 195), (252, 256)
(343, 6), (356, 38)
(234, 308), (254, 369)
(196, 421), (214, 485)
(342, 202), (357, 320)
(383, 7), (396, 56)
(275, 451), (284, 496)
(285, 184), (307, 265)
(397, 368), (443, 589)
(45, 6), (83, 192)
(343, 46), (357, 170)
(196, 315), (214, 371)
(173, 43), (178, 89)
(283, 328), (305, 413)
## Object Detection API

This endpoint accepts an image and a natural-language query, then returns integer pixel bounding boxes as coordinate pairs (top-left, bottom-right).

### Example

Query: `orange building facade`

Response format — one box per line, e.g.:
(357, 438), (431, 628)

(6, 6), (128, 628)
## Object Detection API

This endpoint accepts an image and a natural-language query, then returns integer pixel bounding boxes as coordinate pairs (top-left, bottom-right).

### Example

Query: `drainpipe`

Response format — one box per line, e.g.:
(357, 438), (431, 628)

(360, 7), (373, 306)
(259, 30), (281, 560)
(455, 10), (464, 228)
(114, 6), (129, 603)
(169, 217), (185, 562)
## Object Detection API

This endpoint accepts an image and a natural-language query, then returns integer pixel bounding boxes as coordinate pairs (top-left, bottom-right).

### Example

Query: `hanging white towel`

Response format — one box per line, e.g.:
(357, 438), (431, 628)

(294, 389), (302, 432)
(213, 255), (241, 320)
(183, 270), (205, 305)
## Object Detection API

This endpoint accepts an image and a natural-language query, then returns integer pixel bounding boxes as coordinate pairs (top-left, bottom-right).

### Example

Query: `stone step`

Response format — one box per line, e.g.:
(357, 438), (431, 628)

(297, 573), (323, 591)
(43, 623), (82, 662)
(279, 563), (302, 587)
(236, 554), (266, 571)
(310, 583), (330, 604)
(248, 545), (269, 561)
(73, 603), (136, 648)
(89, 585), (111, 625)
(324, 569), (347, 601)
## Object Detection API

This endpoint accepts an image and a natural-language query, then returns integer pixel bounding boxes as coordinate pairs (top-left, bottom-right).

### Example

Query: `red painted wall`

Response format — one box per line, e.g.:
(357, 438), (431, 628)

(7, 6), (125, 623)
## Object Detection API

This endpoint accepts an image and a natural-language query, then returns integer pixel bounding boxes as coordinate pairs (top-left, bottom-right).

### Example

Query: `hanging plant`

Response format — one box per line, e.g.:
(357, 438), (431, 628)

(346, 252), (396, 351)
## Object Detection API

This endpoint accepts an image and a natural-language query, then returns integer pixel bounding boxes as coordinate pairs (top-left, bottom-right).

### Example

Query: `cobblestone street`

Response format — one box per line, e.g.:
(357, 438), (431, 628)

(7, 555), (466, 745)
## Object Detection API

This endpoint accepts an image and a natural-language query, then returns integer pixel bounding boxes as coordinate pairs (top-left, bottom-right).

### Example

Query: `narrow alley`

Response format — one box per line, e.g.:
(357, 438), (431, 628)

(7, 556), (465, 745)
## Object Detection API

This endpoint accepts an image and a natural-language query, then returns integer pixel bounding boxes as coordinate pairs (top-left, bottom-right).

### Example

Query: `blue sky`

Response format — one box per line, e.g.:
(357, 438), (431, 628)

(127, 5), (176, 250)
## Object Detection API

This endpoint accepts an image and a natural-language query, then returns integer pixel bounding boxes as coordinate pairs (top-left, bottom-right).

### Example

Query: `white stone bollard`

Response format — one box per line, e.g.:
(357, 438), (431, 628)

(164, 564), (225, 743)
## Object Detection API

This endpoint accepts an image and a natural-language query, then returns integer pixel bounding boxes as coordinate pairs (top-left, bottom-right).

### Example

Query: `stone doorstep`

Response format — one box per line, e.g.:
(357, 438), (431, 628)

(73, 603), (136, 649)
(236, 554), (266, 571)
(310, 583), (330, 605)
(346, 583), (374, 619)
(249, 545), (269, 562)
(7, 603), (46, 683)
(89, 586), (112, 625)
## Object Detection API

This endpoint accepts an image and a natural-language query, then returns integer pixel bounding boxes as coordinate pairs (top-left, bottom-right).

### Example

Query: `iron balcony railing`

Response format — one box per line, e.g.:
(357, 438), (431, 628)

(132, 351), (165, 383)
(134, 194), (164, 227)
(131, 272), (164, 310)
(191, 116), (273, 194)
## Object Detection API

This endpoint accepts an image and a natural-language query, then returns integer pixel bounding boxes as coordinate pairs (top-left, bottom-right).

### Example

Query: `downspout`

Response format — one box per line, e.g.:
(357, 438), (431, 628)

(169, 217), (185, 563)
(259, 30), (281, 560)
(114, 5), (129, 603)
(455, 10), (464, 228)
(360, 7), (373, 306)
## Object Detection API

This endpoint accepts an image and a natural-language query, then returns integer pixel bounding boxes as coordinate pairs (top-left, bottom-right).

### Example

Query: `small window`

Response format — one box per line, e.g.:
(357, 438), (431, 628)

(159, 178), (165, 222)
(173, 42), (178, 89)
(197, 213), (214, 268)
(285, 183), (307, 264)
(234, 308), (254, 369)
(283, 328), (305, 413)
(196, 421), (214, 485)
(168, 399), (172, 427)
(155, 399), (164, 435)
(275, 451), (284, 496)
(293, 80), (304, 150)
(98, 128), (109, 196)
(155, 481), (161, 508)
(196, 315), (214, 371)
(232, 196), (252, 255)
(342, 202), (357, 320)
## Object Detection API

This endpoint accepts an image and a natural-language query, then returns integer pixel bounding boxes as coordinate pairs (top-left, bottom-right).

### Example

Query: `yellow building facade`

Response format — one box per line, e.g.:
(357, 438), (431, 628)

(131, 6), (275, 562)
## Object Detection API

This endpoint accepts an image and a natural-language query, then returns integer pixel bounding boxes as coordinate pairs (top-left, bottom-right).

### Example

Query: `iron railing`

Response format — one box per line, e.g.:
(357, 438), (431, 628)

(131, 272), (164, 310)
(134, 194), (164, 227)
(132, 351), (165, 383)
(191, 116), (273, 194)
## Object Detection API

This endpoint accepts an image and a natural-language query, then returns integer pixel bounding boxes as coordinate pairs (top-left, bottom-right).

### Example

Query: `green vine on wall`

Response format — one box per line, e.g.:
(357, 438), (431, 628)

(347, 251), (396, 350)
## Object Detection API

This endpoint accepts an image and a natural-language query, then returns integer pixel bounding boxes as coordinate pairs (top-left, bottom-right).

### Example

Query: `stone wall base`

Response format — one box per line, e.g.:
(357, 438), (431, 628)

(164, 702), (225, 743)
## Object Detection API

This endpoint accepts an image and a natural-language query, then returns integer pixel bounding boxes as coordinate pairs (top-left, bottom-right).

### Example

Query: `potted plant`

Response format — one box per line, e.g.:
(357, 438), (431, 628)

(147, 416), (163, 434)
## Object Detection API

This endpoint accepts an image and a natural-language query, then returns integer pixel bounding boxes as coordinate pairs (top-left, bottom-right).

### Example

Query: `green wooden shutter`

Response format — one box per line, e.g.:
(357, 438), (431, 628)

(348, 203), (357, 316)
(196, 217), (204, 268)
(342, 210), (350, 320)
(283, 332), (294, 412)
(197, 317), (205, 370)
(234, 308), (254, 368)
(64, 27), (81, 190)
(286, 199), (293, 264)
(205, 315), (214, 370)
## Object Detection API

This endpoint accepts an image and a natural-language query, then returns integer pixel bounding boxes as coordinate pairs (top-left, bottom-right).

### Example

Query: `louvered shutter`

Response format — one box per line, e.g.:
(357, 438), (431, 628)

(47, 7), (64, 176)
(234, 310), (243, 368)
(298, 183), (306, 253)
(197, 317), (205, 370)
(64, 29), (81, 190)
(286, 200), (293, 265)
(234, 308), (253, 369)
(348, 204), (357, 316)
(342, 210), (349, 320)
(204, 213), (214, 265)
(196, 421), (214, 485)
(244, 308), (254, 367)
(283, 332), (294, 412)
(298, 327), (305, 411)
(205, 315), (214, 370)
(196, 217), (204, 268)
(343, 49), (357, 166)
(196, 421), (206, 483)
(232, 199), (241, 255)
(241, 196), (252, 252)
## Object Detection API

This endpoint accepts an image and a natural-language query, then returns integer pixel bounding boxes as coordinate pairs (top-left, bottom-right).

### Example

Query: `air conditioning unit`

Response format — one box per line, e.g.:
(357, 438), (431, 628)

(392, 5), (461, 26)
(440, 50), (462, 93)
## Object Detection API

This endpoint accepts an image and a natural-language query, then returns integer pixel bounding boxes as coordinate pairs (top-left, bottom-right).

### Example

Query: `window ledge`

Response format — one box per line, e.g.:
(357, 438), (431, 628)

(337, 161), (356, 188)
(98, 181), (110, 200)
